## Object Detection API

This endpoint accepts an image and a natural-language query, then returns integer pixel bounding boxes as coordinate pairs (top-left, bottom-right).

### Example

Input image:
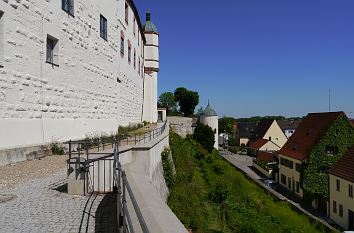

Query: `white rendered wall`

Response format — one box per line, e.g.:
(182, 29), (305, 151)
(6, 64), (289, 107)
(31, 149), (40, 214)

(0, 0), (145, 148)
(200, 115), (219, 149)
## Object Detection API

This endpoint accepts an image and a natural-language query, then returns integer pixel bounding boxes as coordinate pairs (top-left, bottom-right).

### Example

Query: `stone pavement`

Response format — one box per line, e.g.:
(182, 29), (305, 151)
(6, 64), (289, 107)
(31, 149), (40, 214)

(0, 168), (117, 233)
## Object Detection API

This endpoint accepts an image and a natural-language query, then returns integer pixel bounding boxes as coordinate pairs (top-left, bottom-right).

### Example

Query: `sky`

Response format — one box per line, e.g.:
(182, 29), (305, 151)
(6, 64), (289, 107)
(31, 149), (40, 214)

(134, 0), (354, 119)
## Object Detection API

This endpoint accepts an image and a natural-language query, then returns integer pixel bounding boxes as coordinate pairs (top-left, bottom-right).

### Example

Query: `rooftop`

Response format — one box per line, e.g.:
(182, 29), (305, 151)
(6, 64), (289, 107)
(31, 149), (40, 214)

(142, 12), (158, 33)
(278, 111), (347, 160)
(202, 101), (217, 116)
(328, 145), (354, 183)
(256, 151), (277, 163)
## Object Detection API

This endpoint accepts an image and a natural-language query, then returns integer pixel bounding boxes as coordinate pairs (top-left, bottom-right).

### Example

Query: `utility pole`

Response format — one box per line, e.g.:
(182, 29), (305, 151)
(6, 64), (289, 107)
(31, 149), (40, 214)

(329, 88), (331, 112)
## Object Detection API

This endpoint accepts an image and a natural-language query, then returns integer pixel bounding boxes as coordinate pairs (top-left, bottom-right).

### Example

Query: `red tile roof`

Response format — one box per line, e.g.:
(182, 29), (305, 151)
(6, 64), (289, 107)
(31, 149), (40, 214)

(278, 112), (346, 160)
(256, 151), (276, 163)
(328, 145), (354, 183)
(250, 138), (269, 149)
(351, 119), (354, 126)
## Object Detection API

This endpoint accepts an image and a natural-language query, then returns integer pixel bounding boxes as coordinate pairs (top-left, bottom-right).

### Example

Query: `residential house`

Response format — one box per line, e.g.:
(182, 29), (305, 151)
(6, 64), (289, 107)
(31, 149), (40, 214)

(328, 145), (354, 230)
(235, 122), (257, 146)
(278, 112), (354, 215)
(253, 151), (278, 179)
(249, 119), (288, 157)
(278, 119), (302, 139)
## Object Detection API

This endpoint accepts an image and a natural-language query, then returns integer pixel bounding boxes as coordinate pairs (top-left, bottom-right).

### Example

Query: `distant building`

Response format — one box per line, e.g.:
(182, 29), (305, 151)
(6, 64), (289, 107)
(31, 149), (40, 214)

(278, 111), (354, 215)
(199, 102), (218, 149)
(328, 145), (354, 230)
(235, 122), (257, 145)
(277, 119), (302, 139)
(249, 119), (288, 157)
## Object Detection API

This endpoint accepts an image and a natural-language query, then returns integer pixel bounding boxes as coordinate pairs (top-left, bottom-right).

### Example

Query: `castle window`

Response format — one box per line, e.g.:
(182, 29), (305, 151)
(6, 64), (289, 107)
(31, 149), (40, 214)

(134, 49), (136, 69)
(100, 15), (107, 40)
(138, 59), (140, 74)
(125, 2), (129, 24)
(333, 200), (337, 213)
(128, 41), (131, 64)
(46, 35), (59, 65)
(0, 11), (4, 68)
(120, 31), (124, 57)
(134, 18), (136, 36)
(62, 0), (74, 16)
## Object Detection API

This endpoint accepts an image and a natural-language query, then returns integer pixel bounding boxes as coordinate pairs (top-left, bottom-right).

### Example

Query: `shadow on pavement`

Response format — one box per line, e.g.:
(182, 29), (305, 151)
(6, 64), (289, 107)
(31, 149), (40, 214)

(94, 193), (118, 233)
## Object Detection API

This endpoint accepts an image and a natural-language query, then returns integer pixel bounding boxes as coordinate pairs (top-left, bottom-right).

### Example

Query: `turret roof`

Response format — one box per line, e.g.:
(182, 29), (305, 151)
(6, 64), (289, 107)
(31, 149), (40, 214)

(203, 101), (217, 116)
(143, 12), (158, 33)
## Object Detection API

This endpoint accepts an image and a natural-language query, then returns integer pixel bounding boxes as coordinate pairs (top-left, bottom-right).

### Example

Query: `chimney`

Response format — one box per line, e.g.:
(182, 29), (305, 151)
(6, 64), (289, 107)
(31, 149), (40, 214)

(146, 12), (151, 21)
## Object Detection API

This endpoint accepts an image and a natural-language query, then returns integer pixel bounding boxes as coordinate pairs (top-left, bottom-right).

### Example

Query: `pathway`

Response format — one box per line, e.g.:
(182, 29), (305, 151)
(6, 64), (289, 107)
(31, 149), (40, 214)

(0, 164), (117, 233)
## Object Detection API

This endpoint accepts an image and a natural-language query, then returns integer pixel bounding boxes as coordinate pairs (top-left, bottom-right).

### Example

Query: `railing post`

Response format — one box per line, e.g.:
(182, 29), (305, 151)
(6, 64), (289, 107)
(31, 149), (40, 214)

(85, 142), (88, 160)
(122, 172), (127, 232)
(68, 140), (72, 160)
(135, 134), (137, 145)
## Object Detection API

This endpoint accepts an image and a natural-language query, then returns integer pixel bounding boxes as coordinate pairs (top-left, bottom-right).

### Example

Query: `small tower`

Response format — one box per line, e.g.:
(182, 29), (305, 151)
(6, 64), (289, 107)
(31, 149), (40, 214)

(142, 12), (159, 123)
(200, 101), (219, 149)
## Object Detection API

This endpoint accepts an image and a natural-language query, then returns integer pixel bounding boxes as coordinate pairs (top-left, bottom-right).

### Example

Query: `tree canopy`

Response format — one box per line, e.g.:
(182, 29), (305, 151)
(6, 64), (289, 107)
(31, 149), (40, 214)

(174, 87), (199, 117)
(158, 92), (177, 112)
(193, 123), (215, 153)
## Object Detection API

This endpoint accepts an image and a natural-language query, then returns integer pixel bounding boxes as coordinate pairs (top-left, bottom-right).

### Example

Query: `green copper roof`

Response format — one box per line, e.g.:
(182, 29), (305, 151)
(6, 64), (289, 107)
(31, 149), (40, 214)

(203, 101), (217, 116)
(143, 12), (158, 33)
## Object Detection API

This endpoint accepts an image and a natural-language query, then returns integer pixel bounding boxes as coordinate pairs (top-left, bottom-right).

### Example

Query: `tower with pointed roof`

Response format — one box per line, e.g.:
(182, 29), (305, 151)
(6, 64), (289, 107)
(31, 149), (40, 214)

(200, 101), (219, 149)
(142, 12), (159, 123)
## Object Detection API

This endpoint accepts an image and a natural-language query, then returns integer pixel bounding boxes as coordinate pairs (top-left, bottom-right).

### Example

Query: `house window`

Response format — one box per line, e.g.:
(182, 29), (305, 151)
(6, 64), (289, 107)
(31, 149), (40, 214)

(349, 184), (353, 198)
(326, 146), (338, 155)
(333, 201), (337, 213)
(288, 177), (291, 189)
(269, 137), (272, 141)
(62, 0), (74, 16)
(120, 31), (124, 57)
(125, 2), (128, 24)
(336, 179), (340, 192)
(296, 181), (300, 193)
(289, 160), (294, 169)
(134, 49), (136, 69)
(296, 163), (301, 172)
(281, 174), (286, 185)
(46, 35), (59, 65)
(100, 15), (107, 40)
(0, 12), (4, 68)
(339, 204), (343, 217)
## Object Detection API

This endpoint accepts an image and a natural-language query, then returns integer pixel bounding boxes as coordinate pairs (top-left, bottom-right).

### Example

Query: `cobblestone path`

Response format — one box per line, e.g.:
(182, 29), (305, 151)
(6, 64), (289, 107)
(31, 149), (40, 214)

(0, 169), (117, 233)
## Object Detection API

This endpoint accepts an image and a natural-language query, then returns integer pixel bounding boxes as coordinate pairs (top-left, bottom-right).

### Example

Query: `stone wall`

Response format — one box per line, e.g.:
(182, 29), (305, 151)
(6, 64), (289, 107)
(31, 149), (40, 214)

(167, 116), (196, 138)
(0, 0), (145, 148)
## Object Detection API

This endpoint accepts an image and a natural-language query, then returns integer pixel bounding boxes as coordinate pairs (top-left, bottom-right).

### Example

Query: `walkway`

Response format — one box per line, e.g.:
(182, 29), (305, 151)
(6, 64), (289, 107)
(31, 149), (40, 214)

(219, 150), (338, 232)
(0, 166), (117, 233)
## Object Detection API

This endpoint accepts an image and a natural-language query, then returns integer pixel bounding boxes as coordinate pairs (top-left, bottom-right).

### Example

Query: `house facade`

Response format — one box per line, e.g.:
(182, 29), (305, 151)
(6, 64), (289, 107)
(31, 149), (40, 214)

(0, 0), (158, 149)
(278, 112), (354, 215)
(328, 145), (354, 230)
(277, 119), (301, 139)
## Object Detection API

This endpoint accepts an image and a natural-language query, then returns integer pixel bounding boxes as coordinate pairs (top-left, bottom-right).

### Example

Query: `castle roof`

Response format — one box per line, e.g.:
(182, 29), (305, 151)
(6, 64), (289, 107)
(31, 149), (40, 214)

(203, 101), (217, 116)
(143, 12), (158, 33)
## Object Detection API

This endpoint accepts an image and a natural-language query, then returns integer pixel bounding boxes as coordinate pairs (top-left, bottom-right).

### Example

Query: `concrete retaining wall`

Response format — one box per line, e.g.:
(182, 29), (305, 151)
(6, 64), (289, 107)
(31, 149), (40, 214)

(168, 116), (195, 138)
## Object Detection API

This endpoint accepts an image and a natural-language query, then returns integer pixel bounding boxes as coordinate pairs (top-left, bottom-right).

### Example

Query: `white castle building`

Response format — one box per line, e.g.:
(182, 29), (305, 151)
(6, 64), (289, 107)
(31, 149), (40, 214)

(200, 101), (218, 149)
(0, 0), (159, 149)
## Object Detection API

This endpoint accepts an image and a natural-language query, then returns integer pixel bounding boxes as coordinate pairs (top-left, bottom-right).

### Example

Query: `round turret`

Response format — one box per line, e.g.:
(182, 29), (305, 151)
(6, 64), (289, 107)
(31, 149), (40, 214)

(143, 12), (159, 73)
(200, 101), (219, 149)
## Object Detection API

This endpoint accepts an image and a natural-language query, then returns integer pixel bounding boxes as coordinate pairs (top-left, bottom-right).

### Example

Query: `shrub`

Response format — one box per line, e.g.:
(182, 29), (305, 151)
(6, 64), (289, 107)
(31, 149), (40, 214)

(50, 142), (65, 155)
(161, 148), (175, 188)
(193, 123), (215, 153)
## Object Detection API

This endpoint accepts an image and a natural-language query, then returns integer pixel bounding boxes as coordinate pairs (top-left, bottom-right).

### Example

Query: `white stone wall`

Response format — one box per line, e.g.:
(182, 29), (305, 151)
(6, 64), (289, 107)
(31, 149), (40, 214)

(200, 115), (219, 149)
(0, 0), (146, 148)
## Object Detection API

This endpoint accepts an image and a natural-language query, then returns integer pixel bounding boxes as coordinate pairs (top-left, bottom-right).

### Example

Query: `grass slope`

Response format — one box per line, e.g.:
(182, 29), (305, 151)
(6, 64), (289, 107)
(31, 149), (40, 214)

(167, 130), (334, 233)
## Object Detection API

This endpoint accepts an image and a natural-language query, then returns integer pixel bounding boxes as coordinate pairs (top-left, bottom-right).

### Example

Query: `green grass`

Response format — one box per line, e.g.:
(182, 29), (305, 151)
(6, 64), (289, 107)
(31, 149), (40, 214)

(167, 130), (335, 233)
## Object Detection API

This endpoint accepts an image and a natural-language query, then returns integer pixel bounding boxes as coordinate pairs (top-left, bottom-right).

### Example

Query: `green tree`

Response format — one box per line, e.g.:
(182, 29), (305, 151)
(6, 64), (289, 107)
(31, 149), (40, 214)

(218, 117), (234, 136)
(174, 87), (199, 117)
(158, 92), (177, 112)
(193, 123), (215, 153)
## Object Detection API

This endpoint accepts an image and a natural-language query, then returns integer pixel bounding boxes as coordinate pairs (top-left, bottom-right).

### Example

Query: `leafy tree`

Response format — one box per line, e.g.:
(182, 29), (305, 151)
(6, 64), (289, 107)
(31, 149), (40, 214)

(174, 87), (199, 117)
(158, 92), (177, 112)
(193, 123), (215, 153)
(218, 117), (234, 136)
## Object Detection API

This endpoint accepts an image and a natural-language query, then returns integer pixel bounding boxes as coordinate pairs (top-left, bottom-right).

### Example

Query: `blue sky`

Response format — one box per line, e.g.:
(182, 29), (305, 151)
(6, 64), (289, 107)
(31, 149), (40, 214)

(135, 0), (354, 118)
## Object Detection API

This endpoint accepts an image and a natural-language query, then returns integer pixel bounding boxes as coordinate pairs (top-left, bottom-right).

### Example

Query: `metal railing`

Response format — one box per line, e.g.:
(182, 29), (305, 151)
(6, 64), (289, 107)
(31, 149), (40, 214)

(65, 121), (167, 233)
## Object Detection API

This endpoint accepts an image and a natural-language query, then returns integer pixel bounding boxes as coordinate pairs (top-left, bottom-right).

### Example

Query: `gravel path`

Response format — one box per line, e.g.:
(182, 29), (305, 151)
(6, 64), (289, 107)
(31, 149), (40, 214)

(0, 155), (67, 190)
(0, 157), (117, 233)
